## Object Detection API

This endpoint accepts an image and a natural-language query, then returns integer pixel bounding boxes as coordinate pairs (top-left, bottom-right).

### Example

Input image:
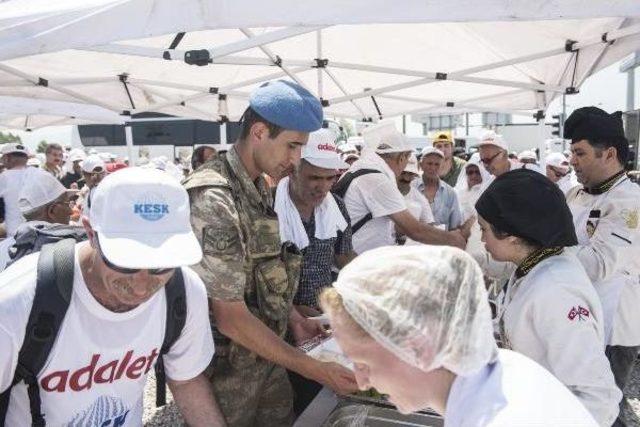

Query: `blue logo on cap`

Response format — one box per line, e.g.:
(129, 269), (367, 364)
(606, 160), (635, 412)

(133, 193), (169, 221)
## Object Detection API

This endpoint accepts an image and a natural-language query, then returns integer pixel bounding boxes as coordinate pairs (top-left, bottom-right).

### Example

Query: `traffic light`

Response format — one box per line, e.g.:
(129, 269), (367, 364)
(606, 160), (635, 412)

(551, 113), (564, 137)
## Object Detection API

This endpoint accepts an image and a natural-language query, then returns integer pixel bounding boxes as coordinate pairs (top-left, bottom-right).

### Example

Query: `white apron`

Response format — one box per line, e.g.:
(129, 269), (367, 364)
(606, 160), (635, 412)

(569, 194), (625, 345)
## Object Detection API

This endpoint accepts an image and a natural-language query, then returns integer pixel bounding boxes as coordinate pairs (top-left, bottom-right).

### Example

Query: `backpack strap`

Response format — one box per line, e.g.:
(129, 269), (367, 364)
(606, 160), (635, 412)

(331, 169), (381, 198)
(0, 239), (75, 427)
(155, 268), (187, 407)
(332, 169), (382, 234)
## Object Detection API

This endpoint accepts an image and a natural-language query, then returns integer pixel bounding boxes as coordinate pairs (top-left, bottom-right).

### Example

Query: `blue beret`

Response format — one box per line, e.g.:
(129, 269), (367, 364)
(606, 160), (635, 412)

(249, 80), (323, 132)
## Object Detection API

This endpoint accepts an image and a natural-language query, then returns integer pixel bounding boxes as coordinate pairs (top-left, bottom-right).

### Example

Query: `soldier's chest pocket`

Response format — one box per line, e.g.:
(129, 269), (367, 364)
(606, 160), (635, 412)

(246, 217), (282, 255)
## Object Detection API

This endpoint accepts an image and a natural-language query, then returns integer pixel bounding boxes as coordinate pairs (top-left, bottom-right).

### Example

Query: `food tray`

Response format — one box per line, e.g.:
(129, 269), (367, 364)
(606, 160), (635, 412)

(321, 403), (444, 427)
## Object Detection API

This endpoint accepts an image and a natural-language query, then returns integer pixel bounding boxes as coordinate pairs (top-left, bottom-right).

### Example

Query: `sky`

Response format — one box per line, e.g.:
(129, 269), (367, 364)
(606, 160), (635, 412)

(7, 58), (635, 150)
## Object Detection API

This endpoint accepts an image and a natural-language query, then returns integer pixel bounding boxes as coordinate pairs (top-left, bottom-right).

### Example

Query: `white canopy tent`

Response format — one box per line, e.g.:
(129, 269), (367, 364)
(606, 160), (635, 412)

(0, 1), (639, 159)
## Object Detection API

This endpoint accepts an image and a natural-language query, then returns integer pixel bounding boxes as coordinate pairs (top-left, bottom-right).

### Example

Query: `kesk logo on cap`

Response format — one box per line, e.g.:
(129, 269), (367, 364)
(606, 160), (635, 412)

(133, 192), (169, 222)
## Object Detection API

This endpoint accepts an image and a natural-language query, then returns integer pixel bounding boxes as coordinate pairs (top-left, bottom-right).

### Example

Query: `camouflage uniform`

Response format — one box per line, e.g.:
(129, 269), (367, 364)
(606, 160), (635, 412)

(184, 147), (301, 427)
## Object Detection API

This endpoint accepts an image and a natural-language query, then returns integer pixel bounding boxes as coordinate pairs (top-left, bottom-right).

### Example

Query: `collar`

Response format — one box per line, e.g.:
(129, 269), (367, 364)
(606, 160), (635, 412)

(515, 247), (563, 279)
(226, 146), (272, 208)
(583, 170), (626, 195)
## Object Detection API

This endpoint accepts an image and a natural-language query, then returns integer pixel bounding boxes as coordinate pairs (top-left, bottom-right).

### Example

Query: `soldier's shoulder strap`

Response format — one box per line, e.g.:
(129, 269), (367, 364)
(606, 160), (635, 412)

(183, 158), (232, 192)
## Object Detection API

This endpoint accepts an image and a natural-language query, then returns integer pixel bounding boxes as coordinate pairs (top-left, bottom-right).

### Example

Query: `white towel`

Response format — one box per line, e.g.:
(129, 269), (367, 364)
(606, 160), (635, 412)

(275, 177), (348, 249)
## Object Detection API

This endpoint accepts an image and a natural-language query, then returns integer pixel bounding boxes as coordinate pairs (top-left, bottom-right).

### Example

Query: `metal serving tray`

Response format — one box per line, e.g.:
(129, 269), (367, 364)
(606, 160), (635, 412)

(322, 398), (444, 427)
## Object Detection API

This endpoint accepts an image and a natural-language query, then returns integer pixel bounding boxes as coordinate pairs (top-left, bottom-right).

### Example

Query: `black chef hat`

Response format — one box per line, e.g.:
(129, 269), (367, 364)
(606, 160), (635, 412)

(475, 169), (577, 248)
(564, 106), (628, 162)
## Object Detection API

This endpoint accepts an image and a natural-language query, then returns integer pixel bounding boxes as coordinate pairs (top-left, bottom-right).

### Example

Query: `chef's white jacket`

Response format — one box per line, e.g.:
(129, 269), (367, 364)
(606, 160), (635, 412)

(566, 175), (640, 346)
(497, 252), (621, 427)
(444, 349), (599, 427)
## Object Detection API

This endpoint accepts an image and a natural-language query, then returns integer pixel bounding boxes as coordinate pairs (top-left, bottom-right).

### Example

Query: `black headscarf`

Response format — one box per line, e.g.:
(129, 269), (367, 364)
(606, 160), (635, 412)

(564, 106), (628, 161)
(475, 169), (577, 247)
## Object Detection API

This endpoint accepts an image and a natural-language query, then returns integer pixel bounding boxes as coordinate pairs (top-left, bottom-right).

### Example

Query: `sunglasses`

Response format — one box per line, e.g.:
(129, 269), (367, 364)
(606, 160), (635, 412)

(96, 236), (174, 275)
(480, 151), (502, 166)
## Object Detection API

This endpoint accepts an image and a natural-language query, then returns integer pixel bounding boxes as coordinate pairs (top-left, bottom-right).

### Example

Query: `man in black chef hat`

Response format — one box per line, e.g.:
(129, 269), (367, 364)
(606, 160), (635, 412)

(564, 106), (640, 427)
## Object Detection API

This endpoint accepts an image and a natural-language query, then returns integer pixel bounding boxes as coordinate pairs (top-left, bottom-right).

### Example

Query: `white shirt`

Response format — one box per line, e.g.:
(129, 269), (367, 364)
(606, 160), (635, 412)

(0, 243), (214, 426)
(343, 156), (407, 255)
(445, 349), (598, 427)
(566, 175), (640, 346)
(497, 252), (620, 426)
(0, 168), (28, 236)
(403, 186), (434, 224)
(0, 236), (15, 272)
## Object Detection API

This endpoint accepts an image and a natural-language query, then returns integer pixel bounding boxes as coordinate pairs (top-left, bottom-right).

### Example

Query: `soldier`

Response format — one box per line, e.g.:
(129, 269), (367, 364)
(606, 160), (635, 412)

(184, 80), (358, 427)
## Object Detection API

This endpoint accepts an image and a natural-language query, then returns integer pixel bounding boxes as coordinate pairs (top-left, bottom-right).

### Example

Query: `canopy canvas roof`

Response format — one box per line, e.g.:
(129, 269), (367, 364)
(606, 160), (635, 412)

(0, 0), (638, 132)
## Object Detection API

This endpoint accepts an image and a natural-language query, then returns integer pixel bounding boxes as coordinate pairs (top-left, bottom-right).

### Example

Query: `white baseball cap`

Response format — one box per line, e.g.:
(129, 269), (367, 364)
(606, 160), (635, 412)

(477, 131), (508, 151)
(68, 148), (86, 163)
(545, 152), (570, 171)
(18, 168), (76, 214)
(302, 128), (349, 170)
(27, 157), (42, 167)
(517, 150), (537, 161)
(362, 120), (412, 154)
(81, 154), (106, 173)
(420, 146), (445, 159)
(403, 153), (420, 175)
(89, 167), (202, 269)
(1, 142), (29, 156)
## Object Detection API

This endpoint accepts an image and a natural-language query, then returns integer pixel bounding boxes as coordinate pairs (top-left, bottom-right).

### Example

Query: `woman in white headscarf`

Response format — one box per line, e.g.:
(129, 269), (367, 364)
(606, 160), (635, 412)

(321, 245), (598, 426)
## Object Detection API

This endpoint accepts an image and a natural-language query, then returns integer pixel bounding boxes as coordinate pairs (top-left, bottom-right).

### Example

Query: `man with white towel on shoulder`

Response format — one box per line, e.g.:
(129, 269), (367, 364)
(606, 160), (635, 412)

(275, 127), (356, 316)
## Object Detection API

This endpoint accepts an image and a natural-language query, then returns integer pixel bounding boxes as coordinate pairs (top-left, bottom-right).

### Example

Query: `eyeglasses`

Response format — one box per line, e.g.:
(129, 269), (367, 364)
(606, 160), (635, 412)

(480, 151), (502, 166)
(96, 236), (174, 275)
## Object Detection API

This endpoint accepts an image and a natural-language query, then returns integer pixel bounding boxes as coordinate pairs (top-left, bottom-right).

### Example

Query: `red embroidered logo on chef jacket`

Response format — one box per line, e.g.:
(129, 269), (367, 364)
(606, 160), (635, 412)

(567, 306), (590, 322)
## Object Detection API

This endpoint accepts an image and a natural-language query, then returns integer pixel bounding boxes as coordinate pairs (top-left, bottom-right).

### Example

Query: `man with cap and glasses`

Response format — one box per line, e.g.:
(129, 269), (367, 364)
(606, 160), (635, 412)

(477, 131), (514, 178)
(0, 167), (225, 426)
(0, 168), (78, 271)
(0, 142), (30, 237)
(184, 80), (358, 426)
(339, 121), (469, 255)
(564, 107), (640, 427)
(416, 146), (463, 231)
(395, 153), (434, 244)
(546, 152), (578, 195)
(60, 148), (87, 189)
(432, 132), (467, 187)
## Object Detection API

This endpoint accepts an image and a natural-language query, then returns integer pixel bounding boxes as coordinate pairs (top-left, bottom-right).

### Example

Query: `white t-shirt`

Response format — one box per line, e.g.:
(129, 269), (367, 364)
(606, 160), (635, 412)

(403, 186), (434, 224)
(0, 243), (214, 426)
(0, 236), (15, 272)
(343, 172), (407, 254)
(0, 168), (28, 236)
(445, 349), (598, 427)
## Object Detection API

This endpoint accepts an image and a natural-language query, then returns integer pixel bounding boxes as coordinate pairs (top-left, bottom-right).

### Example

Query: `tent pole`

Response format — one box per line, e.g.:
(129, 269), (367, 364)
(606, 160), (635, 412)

(317, 30), (324, 100)
(125, 122), (136, 165)
(323, 68), (368, 119)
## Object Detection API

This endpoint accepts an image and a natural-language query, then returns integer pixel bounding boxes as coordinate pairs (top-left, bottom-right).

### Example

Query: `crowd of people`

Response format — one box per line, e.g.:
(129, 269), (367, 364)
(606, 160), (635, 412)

(0, 78), (638, 427)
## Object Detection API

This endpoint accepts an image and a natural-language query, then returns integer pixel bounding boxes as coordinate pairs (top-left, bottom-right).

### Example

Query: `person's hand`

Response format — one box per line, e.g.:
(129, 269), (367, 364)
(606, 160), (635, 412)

(295, 305), (322, 318)
(458, 216), (475, 240)
(448, 229), (467, 249)
(290, 317), (329, 346)
(313, 361), (359, 395)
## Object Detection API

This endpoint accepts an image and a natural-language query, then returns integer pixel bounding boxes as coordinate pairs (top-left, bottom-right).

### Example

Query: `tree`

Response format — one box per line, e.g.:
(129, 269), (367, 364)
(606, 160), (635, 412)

(36, 140), (48, 154)
(0, 132), (21, 145)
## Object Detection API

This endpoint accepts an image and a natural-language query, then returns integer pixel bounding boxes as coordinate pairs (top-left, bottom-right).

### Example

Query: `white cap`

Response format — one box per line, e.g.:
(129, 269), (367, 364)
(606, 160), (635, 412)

(362, 120), (412, 154)
(403, 153), (420, 175)
(18, 168), (75, 214)
(302, 128), (349, 170)
(89, 167), (202, 269)
(27, 157), (42, 167)
(68, 148), (86, 163)
(545, 152), (570, 171)
(347, 136), (364, 149)
(81, 154), (106, 173)
(420, 146), (445, 159)
(517, 150), (537, 161)
(1, 142), (29, 156)
(98, 152), (111, 162)
(477, 131), (508, 151)
(337, 143), (358, 155)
